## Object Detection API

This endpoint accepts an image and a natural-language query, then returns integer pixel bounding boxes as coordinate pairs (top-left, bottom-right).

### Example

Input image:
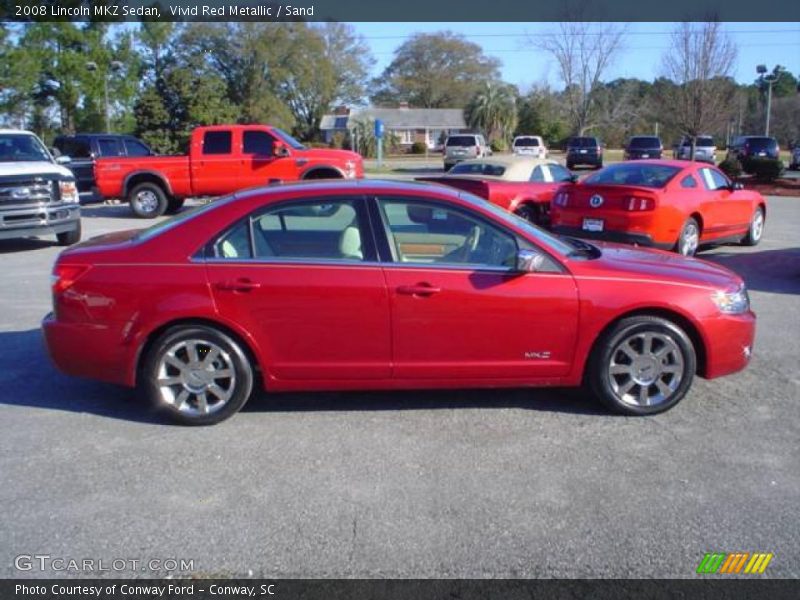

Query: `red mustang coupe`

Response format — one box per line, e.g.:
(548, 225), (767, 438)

(43, 181), (755, 424)
(550, 160), (766, 256)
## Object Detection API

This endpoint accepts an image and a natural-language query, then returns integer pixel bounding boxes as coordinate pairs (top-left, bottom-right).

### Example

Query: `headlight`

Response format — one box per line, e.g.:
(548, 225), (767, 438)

(712, 285), (750, 314)
(59, 180), (79, 203)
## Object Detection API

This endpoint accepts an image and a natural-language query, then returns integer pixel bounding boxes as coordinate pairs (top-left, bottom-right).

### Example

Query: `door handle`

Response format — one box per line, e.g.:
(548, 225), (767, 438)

(215, 278), (261, 292)
(396, 283), (441, 296)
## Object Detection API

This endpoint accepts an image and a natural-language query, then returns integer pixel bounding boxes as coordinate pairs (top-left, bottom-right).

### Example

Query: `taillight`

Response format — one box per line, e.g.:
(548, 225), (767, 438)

(625, 196), (656, 211)
(51, 264), (90, 295)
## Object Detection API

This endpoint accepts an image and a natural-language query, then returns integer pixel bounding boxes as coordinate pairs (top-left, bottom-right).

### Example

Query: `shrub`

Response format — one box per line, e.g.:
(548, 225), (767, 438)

(490, 138), (508, 153)
(744, 157), (783, 182)
(410, 141), (427, 154)
(718, 156), (743, 178)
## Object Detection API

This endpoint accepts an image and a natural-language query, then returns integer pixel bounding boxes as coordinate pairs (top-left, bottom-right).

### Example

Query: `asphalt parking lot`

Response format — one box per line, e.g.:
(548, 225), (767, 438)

(1, 196), (798, 578)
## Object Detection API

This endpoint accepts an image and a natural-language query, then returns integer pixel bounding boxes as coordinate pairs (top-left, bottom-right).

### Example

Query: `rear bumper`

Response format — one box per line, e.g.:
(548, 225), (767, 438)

(552, 225), (673, 250)
(567, 153), (601, 165)
(42, 313), (132, 387)
(0, 204), (80, 240)
(702, 312), (756, 379)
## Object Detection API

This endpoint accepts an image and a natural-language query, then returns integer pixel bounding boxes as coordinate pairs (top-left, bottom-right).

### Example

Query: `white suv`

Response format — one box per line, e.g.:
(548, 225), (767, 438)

(512, 135), (547, 159)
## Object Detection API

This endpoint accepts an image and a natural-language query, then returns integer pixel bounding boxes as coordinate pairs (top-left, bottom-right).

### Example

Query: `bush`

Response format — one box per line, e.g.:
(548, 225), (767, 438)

(744, 157), (783, 182)
(410, 141), (427, 154)
(718, 156), (743, 178)
(490, 139), (508, 153)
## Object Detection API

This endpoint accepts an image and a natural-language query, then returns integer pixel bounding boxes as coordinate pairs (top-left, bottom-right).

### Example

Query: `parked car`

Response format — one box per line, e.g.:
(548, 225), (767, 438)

(624, 136), (663, 160)
(512, 136), (547, 159)
(0, 129), (81, 245)
(443, 134), (491, 171)
(790, 143), (800, 171)
(94, 125), (363, 218)
(565, 137), (603, 169)
(727, 136), (780, 167)
(673, 136), (717, 164)
(52, 134), (154, 203)
(43, 180), (756, 424)
(550, 160), (766, 256)
(418, 155), (575, 227)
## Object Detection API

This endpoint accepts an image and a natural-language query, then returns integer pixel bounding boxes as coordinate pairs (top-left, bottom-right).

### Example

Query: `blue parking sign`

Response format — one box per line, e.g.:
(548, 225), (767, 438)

(374, 119), (384, 139)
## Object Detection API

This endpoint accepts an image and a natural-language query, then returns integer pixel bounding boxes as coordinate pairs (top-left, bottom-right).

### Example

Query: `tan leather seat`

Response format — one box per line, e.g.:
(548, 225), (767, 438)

(339, 223), (362, 260)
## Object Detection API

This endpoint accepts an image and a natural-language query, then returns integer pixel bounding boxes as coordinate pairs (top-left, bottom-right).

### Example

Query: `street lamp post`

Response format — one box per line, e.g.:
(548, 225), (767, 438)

(86, 60), (124, 133)
(756, 64), (783, 137)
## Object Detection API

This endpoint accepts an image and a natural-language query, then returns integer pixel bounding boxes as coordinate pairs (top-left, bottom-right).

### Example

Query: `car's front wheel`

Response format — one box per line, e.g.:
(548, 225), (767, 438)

(142, 325), (255, 425)
(588, 316), (696, 415)
(56, 221), (81, 246)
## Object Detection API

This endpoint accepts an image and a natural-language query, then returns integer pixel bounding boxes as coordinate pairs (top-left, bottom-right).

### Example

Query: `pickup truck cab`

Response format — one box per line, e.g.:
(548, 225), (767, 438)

(53, 133), (153, 203)
(95, 125), (364, 218)
(0, 129), (81, 245)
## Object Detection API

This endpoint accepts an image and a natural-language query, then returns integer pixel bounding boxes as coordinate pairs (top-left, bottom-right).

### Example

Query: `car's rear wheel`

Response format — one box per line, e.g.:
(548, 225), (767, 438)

(142, 325), (255, 425)
(129, 182), (168, 219)
(56, 221), (81, 246)
(675, 217), (700, 256)
(588, 316), (696, 416)
(741, 206), (765, 246)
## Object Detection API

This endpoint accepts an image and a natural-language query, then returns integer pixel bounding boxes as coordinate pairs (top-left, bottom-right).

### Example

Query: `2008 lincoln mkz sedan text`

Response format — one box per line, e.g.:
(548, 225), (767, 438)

(42, 180), (755, 425)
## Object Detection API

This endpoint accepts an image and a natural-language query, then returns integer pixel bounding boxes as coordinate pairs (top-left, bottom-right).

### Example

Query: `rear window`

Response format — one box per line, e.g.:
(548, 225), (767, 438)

(446, 136), (478, 147)
(514, 138), (540, 147)
(584, 163), (681, 189)
(568, 137), (598, 148)
(449, 162), (505, 176)
(746, 137), (778, 151)
(628, 137), (661, 148)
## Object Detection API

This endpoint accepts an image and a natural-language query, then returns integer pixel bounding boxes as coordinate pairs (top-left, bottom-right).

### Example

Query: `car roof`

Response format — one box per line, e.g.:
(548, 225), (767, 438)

(234, 178), (468, 201)
(0, 129), (37, 136)
(606, 159), (695, 170)
(446, 156), (559, 180)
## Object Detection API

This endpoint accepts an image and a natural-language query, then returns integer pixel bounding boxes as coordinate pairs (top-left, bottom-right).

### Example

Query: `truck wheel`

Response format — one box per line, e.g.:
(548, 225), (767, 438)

(165, 197), (185, 215)
(129, 182), (168, 218)
(56, 221), (81, 246)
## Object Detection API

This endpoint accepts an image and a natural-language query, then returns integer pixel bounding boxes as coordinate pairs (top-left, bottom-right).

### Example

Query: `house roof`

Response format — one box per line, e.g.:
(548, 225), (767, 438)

(320, 107), (467, 130)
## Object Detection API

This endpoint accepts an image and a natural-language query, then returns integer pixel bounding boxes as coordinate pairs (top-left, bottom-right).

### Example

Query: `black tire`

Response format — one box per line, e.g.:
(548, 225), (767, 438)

(514, 204), (543, 227)
(129, 182), (168, 219)
(444, 163), (454, 172)
(566, 162), (574, 170)
(587, 315), (696, 416)
(675, 217), (700, 256)
(56, 221), (81, 246)
(741, 206), (765, 247)
(142, 325), (255, 425)
(165, 197), (185, 215)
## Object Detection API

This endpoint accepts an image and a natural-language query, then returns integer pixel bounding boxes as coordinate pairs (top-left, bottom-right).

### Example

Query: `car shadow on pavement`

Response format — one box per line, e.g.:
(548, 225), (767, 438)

(0, 329), (606, 424)
(0, 238), (58, 253)
(78, 203), (139, 219)
(704, 247), (800, 295)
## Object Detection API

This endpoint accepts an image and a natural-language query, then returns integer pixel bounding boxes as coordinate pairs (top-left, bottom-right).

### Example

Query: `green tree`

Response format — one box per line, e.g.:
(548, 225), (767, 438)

(466, 83), (518, 144)
(371, 31), (501, 108)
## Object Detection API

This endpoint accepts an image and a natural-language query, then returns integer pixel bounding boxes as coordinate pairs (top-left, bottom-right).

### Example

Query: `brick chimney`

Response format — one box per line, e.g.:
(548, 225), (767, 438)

(334, 105), (350, 116)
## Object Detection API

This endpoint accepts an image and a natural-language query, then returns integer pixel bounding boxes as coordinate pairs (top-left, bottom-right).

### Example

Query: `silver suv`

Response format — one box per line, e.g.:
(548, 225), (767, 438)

(673, 136), (717, 164)
(444, 134), (490, 171)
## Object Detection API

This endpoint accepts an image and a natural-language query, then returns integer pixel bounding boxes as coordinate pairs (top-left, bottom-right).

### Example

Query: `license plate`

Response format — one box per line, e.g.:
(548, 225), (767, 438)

(642, 153), (649, 158)
(582, 218), (604, 232)
(579, 149), (588, 154)
(758, 151), (766, 156)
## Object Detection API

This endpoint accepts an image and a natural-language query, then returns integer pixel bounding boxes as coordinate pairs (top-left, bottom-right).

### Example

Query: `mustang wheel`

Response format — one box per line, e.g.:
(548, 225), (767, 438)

(588, 316), (696, 415)
(143, 325), (254, 425)
(741, 206), (765, 246)
(676, 217), (700, 256)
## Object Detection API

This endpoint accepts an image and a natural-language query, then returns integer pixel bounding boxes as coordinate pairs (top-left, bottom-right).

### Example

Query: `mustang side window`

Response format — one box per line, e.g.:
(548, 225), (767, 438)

(378, 198), (518, 268)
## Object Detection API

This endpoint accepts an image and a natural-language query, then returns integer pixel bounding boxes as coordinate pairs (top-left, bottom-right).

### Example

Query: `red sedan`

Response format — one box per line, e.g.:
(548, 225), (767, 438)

(550, 160), (766, 256)
(43, 181), (755, 424)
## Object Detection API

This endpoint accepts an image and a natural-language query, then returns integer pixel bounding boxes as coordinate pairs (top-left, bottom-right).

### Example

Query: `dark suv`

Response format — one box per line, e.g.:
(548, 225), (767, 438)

(624, 136), (663, 160)
(53, 134), (153, 203)
(728, 136), (780, 162)
(565, 137), (603, 169)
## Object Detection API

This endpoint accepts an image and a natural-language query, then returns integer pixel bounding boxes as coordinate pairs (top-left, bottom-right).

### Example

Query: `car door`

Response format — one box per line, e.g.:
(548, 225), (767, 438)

(191, 129), (243, 196)
(206, 196), (391, 381)
(373, 195), (579, 380)
(697, 167), (752, 240)
(240, 128), (297, 187)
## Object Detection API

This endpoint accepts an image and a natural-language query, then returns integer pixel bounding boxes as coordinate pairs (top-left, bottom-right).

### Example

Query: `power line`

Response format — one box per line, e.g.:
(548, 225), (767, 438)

(361, 28), (800, 40)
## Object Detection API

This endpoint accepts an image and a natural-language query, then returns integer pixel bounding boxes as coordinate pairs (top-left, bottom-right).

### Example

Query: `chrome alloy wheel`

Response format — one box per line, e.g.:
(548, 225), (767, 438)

(750, 209), (764, 242)
(135, 190), (159, 214)
(607, 331), (685, 408)
(679, 221), (699, 256)
(156, 340), (236, 416)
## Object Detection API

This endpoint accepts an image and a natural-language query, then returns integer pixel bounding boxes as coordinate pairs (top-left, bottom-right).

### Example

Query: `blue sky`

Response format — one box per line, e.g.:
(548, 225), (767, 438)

(351, 22), (800, 91)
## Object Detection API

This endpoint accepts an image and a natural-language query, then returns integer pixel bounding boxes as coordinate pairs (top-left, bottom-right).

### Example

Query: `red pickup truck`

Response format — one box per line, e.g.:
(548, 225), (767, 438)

(94, 125), (364, 217)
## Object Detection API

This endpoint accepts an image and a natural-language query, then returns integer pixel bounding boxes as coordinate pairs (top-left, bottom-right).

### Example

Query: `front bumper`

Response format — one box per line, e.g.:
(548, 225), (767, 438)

(0, 203), (80, 240)
(702, 311), (756, 379)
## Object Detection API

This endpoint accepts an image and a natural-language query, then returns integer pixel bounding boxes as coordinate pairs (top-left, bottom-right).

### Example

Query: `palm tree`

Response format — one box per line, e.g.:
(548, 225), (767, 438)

(466, 83), (518, 145)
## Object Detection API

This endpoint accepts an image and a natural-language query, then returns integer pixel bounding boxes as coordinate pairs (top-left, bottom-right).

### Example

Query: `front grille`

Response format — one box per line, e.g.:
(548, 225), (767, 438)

(0, 178), (55, 206)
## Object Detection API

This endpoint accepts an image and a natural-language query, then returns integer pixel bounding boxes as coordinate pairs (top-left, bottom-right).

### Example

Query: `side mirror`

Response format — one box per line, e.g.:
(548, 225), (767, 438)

(273, 142), (289, 157)
(515, 249), (546, 273)
(568, 173), (579, 183)
(55, 155), (72, 165)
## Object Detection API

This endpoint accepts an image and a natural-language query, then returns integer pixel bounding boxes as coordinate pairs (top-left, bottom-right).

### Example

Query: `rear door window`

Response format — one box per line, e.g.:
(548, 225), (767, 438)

(96, 138), (124, 157)
(203, 131), (233, 155)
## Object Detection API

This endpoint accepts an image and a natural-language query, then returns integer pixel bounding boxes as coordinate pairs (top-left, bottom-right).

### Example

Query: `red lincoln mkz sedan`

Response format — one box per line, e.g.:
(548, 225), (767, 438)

(43, 181), (755, 424)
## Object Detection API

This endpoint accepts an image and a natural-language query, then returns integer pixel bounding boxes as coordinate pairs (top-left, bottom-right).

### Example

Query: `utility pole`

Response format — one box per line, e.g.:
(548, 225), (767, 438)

(86, 60), (124, 132)
(756, 65), (783, 137)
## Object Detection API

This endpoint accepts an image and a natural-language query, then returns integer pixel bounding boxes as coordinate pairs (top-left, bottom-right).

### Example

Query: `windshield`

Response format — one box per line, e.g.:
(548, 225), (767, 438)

(584, 163), (681, 188)
(681, 137), (714, 147)
(628, 137), (661, 149)
(272, 128), (306, 151)
(568, 137), (598, 148)
(446, 136), (478, 147)
(450, 162), (505, 176)
(514, 138), (540, 147)
(0, 134), (53, 163)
